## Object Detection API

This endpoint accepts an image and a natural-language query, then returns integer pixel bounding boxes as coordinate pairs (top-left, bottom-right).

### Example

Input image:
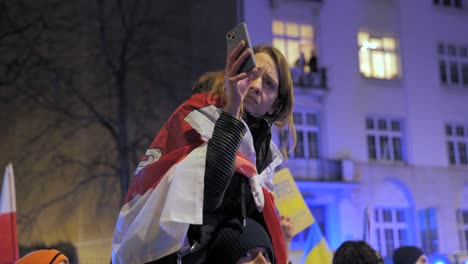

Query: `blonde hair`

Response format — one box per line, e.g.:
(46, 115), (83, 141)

(192, 45), (296, 155)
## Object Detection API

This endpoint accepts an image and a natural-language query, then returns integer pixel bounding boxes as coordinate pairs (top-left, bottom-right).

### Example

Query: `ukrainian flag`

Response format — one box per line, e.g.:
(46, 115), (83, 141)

(303, 219), (333, 264)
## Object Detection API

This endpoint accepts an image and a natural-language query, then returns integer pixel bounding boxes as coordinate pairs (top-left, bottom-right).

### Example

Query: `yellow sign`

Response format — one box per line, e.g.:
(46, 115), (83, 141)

(273, 168), (314, 235)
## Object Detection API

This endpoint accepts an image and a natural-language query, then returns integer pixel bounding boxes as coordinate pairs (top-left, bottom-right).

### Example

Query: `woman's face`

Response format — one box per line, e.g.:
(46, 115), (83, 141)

(243, 52), (279, 118)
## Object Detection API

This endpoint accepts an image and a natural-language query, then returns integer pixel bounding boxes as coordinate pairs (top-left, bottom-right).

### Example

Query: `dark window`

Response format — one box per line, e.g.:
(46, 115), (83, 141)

(306, 113), (317, 126)
(456, 125), (465, 136)
(419, 208), (439, 255)
(376, 229), (382, 253)
(391, 120), (401, 131)
(383, 209), (392, 222)
(397, 209), (406, 222)
(393, 138), (403, 161)
(398, 229), (408, 246)
(385, 229), (395, 255)
(439, 61), (447, 84)
(465, 231), (468, 250)
(461, 47), (468, 57)
(295, 131), (304, 158)
(463, 211), (468, 224)
(366, 118), (374, 129)
(380, 136), (390, 160)
(308, 132), (319, 158)
(446, 124), (453, 136)
(450, 62), (459, 84)
(448, 45), (457, 55)
(293, 112), (302, 124)
(368, 136), (377, 160)
(462, 63), (468, 85)
(448, 141), (456, 164)
(459, 142), (467, 164)
(378, 119), (387, 130)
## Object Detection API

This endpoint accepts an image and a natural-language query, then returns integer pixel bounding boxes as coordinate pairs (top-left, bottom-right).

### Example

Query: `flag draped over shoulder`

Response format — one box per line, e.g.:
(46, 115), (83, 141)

(112, 93), (287, 264)
(303, 213), (333, 264)
(0, 163), (19, 264)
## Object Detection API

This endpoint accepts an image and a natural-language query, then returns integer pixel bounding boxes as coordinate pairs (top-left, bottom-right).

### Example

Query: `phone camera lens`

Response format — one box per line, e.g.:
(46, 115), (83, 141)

(227, 33), (232, 39)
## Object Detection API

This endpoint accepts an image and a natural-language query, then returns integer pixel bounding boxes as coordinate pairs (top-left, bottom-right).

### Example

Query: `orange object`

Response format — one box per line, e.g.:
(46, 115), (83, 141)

(15, 249), (69, 264)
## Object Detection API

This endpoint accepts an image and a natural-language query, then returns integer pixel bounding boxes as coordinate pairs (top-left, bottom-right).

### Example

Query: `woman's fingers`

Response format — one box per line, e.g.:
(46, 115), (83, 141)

(227, 72), (248, 83)
(228, 48), (251, 75)
(223, 40), (256, 118)
(226, 40), (253, 79)
(226, 41), (245, 64)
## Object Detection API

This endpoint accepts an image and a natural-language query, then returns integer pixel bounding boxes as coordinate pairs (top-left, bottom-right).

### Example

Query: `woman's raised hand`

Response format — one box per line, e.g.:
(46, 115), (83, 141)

(224, 41), (257, 119)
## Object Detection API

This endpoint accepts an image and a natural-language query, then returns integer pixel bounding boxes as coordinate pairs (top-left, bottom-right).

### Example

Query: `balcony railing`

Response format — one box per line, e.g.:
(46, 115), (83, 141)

(285, 158), (354, 182)
(290, 66), (328, 89)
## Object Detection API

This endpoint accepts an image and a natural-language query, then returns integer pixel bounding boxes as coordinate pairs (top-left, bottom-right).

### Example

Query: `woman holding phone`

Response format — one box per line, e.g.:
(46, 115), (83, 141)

(112, 30), (296, 264)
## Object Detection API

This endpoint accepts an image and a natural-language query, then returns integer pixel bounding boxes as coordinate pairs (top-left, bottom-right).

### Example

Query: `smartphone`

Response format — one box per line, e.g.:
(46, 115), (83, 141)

(226, 22), (256, 74)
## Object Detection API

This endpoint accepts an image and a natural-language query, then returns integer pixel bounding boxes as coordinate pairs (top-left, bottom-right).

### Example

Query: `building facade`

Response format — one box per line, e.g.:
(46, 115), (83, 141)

(242, 0), (468, 262)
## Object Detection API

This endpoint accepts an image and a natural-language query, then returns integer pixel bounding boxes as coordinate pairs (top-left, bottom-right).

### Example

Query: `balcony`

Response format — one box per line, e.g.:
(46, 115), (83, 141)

(290, 66), (328, 90)
(285, 158), (355, 182)
(271, 0), (324, 8)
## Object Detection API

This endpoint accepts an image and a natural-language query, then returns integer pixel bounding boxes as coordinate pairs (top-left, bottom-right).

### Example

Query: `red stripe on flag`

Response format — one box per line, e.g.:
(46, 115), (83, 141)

(234, 153), (258, 178)
(0, 212), (19, 264)
(125, 144), (200, 203)
(234, 154), (287, 264)
(262, 189), (287, 264)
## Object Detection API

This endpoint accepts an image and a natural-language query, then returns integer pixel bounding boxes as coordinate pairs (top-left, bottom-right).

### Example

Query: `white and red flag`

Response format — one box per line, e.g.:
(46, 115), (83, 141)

(112, 93), (287, 264)
(0, 163), (19, 264)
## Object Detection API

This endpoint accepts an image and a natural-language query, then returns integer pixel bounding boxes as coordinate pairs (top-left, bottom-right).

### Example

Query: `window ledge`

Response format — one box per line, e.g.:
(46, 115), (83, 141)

(433, 5), (468, 14)
(440, 84), (468, 92)
(367, 159), (408, 166)
(448, 164), (468, 169)
(361, 75), (403, 86)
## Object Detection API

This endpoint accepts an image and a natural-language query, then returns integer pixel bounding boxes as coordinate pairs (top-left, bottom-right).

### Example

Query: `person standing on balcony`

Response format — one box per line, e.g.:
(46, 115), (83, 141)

(294, 52), (306, 85)
(308, 50), (318, 73)
(112, 41), (297, 264)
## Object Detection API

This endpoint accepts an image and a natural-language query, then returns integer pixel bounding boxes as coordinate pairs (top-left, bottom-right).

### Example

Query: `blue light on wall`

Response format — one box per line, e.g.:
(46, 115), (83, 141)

(431, 254), (450, 264)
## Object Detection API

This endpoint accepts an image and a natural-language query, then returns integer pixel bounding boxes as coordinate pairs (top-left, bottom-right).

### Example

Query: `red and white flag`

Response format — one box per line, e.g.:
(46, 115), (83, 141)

(112, 93), (287, 264)
(0, 163), (19, 264)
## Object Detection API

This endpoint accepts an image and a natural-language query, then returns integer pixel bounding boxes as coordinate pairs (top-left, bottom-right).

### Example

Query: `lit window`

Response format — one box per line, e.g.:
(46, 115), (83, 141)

(272, 20), (315, 67)
(438, 43), (468, 87)
(366, 116), (404, 161)
(445, 123), (468, 165)
(374, 208), (410, 257)
(358, 32), (400, 79)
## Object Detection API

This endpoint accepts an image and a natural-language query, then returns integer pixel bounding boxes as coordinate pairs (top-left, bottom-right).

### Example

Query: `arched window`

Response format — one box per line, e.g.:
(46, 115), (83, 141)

(372, 180), (415, 257)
